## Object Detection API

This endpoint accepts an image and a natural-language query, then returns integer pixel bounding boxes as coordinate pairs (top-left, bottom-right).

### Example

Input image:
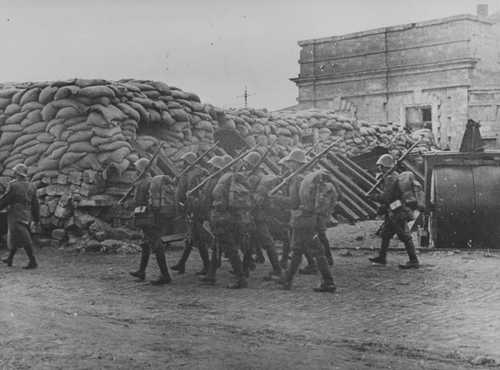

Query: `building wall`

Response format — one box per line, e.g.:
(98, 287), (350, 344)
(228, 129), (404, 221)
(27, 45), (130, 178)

(293, 15), (500, 150)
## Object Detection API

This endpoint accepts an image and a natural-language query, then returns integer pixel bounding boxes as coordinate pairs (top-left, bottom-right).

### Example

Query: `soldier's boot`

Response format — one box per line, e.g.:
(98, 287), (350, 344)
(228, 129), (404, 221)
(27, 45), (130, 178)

(299, 252), (318, 275)
(278, 252), (302, 290)
(280, 240), (290, 269)
(399, 238), (420, 269)
(130, 245), (150, 281)
(313, 255), (336, 293)
(369, 238), (389, 265)
(200, 248), (218, 284)
(263, 246), (282, 281)
(255, 247), (266, 264)
(151, 251), (172, 285)
(195, 245), (210, 275)
(22, 245), (37, 270)
(171, 245), (192, 274)
(2, 249), (16, 267)
(227, 252), (248, 289)
(319, 232), (334, 266)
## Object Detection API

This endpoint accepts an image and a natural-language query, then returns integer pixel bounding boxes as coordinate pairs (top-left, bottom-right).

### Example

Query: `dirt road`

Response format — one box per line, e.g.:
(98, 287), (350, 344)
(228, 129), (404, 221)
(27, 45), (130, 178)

(1, 224), (500, 369)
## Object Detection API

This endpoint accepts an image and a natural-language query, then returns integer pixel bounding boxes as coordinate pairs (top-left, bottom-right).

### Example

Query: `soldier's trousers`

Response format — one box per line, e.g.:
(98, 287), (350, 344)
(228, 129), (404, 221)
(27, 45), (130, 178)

(6, 223), (36, 264)
(284, 227), (334, 286)
(136, 224), (171, 278)
(208, 214), (246, 283)
(251, 220), (281, 274)
(378, 213), (418, 262)
(175, 219), (210, 270)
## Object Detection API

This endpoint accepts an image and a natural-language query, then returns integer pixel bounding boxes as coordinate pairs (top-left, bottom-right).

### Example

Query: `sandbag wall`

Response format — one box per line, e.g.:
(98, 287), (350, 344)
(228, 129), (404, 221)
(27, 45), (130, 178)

(209, 107), (437, 161)
(0, 79), (219, 248)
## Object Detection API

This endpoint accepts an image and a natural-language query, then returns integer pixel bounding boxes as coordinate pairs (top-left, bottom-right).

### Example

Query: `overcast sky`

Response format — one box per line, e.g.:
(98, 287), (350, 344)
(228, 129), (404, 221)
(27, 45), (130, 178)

(0, 0), (499, 110)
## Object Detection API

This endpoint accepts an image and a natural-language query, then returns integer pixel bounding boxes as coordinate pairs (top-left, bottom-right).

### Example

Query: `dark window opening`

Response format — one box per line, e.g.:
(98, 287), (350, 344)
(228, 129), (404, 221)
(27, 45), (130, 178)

(405, 105), (432, 131)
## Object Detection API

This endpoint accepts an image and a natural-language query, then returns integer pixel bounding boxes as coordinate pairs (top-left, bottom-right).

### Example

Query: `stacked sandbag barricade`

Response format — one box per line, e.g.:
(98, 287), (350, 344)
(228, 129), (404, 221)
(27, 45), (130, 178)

(0, 79), (219, 251)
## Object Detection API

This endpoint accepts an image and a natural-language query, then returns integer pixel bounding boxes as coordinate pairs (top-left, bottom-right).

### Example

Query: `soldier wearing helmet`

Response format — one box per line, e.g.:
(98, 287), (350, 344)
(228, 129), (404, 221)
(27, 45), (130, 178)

(171, 151), (210, 276)
(129, 157), (172, 285)
(368, 154), (419, 269)
(0, 163), (39, 269)
(243, 151), (282, 280)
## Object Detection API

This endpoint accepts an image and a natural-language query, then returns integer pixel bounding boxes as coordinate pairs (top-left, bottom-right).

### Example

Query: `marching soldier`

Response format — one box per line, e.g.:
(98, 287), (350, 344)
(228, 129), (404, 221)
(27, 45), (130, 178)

(208, 155), (252, 289)
(171, 152), (210, 275)
(243, 151), (282, 280)
(129, 158), (172, 285)
(368, 154), (420, 269)
(273, 150), (337, 292)
(0, 164), (39, 269)
(199, 155), (232, 284)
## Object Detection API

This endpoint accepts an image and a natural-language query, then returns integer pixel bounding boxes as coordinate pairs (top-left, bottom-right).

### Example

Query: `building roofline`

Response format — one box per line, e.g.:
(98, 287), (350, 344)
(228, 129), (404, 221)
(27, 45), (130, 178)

(298, 14), (493, 46)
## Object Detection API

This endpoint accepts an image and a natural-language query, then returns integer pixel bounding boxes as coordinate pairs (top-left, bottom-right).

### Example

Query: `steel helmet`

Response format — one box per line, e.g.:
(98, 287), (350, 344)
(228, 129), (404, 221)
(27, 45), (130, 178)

(376, 154), (394, 168)
(134, 158), (150, 173)
(243, 152), (261, 168)
(179, 151), (197, 164)
(284, 149), (307, 164)
(12, 163), (28, 178)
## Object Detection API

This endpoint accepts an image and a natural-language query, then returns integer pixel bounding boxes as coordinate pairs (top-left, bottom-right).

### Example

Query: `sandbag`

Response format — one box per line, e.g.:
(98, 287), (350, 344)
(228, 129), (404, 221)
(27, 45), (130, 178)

(21, 109), (43, 126)
(108, 147), (130, 163)
(47, 119), (65, 138)
(38, 86), (58, 104)
(66, 130), (93, 143)
(117, 102), (140, 121)
(299, 170), (338, 215)
(90, 104), (128, 123)
(59, 152), (86, 168)
(68, 141), (96, 153)
(0, 89), (18, 99)
(22, 142), (49, 156)
(99, 140), (131, 152)
(49, 144), (68, 160)
(14, 133), (38, 147)
(37, 133), (55, 143)
(37, 158), (60, 171)
(86, 111), (108, 128)
(21, 101), (43, 112)
(76, 153), (101, 170)
(56, 106), (81, 120)
(0, 97), (10, 109)
(23, 120), (48, 134)
(53, 85), (80, 100)
(5, 111), (29, 125)
(127, 101), (149, 122)
(2, 124), (23, 132)
(79, 85), (115, 99)
(19, 87), (41, 106)
(0, 131), (21, 146)
(92, 126), (122, 138)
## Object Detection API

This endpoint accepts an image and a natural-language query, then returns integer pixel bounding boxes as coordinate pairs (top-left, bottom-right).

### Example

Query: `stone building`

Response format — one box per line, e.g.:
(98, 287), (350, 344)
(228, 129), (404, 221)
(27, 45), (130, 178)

(292, 5), (500, 150)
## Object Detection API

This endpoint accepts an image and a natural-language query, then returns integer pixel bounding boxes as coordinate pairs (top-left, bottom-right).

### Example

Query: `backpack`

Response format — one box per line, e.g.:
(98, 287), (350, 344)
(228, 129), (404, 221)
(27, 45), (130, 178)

(299, 170), (339, 216)
(148, 175), (176, 216)
(228, 172), (253, 210)
(397, 171), (425, 211)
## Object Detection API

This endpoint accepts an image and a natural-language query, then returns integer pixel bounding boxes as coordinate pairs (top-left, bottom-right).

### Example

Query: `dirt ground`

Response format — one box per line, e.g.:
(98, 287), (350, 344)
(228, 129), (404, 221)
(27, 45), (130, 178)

(1, 221), (500, 370)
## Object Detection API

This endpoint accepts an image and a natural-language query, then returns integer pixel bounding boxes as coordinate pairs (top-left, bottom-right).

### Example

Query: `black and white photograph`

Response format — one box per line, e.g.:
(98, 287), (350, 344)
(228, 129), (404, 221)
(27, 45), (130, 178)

(1, 0), (500, 369)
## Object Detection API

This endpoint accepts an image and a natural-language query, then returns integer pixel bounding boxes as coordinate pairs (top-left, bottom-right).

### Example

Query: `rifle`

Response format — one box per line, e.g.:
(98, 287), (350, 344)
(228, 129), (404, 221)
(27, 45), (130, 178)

(175, 141), (220, 180)
(118, 142), (165, 204)
(365, 137), (422, 196)
(248, 140), (277, 176)
(186, 145), (258, 197)
(268, 137), (342, 196)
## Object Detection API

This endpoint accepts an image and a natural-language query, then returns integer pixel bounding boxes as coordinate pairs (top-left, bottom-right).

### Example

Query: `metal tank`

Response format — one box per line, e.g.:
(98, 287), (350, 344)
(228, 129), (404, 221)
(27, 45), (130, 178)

(425, 151), (500, 248)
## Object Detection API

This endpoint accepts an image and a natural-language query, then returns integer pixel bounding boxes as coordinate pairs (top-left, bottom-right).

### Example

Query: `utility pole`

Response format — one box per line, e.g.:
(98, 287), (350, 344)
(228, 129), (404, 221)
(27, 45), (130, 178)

(237, 86), (255, 108)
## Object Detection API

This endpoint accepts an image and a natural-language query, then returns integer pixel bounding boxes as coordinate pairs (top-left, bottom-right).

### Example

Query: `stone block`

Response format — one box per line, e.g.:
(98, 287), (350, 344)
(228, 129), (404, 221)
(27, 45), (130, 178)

(51, 229), (67, 241)
(56, 174), (68, 185)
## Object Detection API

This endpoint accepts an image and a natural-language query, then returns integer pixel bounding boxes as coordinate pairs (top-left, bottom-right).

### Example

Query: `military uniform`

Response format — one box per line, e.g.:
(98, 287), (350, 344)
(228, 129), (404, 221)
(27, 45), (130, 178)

(130, 174), (172, 284)
(275, 170), (336, 292)
(210, 171), (251, 289)
(369, 171), (419, 268)
(0, 179), (39, 268)
(171, 165), (210, 274)
(247, 169), (282, 278)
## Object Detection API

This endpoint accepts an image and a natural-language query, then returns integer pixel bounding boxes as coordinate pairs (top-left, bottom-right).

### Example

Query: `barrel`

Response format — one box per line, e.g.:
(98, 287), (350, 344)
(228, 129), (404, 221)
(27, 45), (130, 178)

(431, 165), (500, 248)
